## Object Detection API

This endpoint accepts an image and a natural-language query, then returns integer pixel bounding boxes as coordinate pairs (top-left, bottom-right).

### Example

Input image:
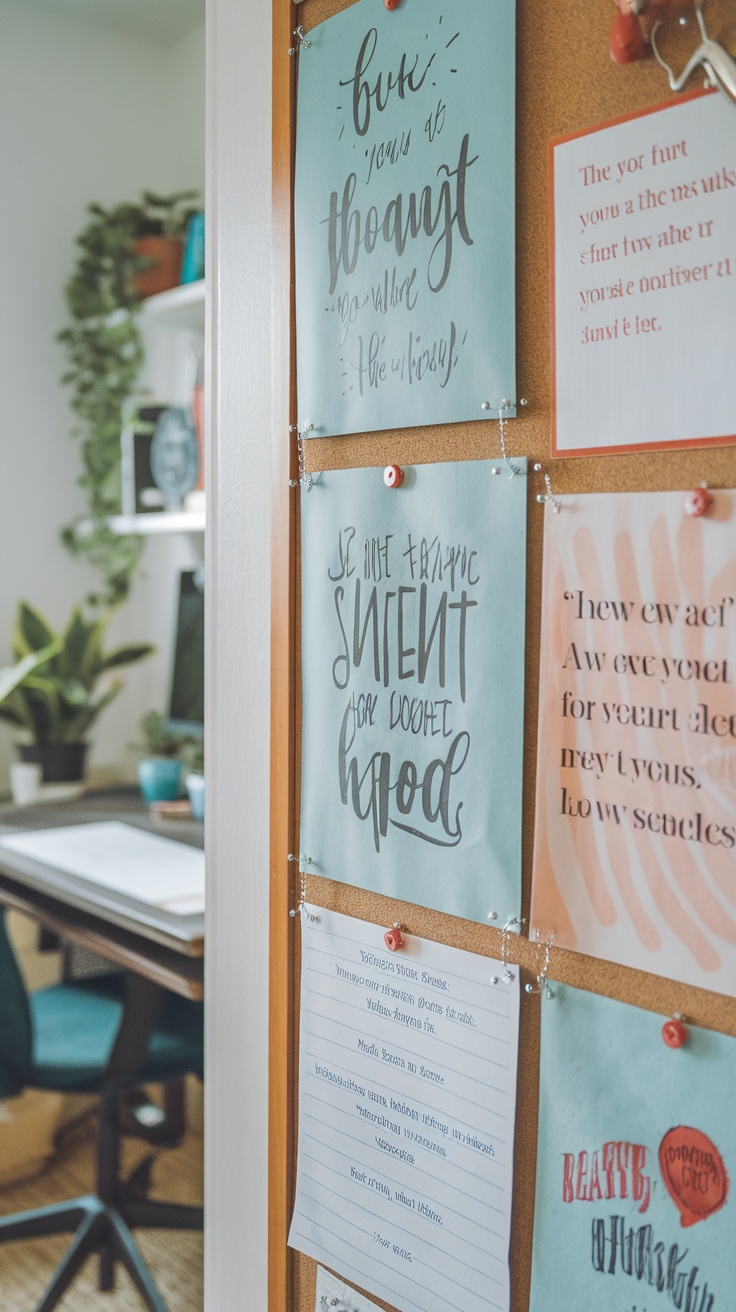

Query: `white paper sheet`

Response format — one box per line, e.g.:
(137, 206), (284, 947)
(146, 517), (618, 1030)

(551, 92), (736, 455)
(289, 905), (520, 1312)
(0, 822), (205, 915)
(315, 1266), (381, 1312)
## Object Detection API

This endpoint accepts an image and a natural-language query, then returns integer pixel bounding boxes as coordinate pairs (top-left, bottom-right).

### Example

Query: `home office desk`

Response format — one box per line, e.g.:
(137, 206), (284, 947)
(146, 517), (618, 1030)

(0, 787), (204, 1002)
(0, 787), (204, 1290)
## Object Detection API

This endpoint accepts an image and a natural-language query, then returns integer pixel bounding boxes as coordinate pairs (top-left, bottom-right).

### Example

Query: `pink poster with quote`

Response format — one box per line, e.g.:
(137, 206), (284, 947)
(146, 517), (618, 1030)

(531, 490), (736, 996)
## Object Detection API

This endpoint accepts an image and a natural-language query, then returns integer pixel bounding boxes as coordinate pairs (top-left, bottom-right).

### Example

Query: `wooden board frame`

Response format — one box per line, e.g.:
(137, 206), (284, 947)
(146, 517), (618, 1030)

(270, 3), (736, 1311)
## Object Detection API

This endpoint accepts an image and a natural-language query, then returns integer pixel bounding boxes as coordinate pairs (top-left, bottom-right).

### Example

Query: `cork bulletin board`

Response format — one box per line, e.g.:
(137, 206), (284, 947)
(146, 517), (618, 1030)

(269, 3), (736, 1311)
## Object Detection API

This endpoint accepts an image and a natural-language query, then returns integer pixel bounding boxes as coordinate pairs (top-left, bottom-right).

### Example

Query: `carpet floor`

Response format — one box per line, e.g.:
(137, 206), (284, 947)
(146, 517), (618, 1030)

(0, 1118), (203, 1310)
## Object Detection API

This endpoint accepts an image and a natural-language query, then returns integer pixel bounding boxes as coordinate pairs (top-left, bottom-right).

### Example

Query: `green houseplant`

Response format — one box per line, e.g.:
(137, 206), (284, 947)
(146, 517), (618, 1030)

(0, 603), (154, 784)
(58, 190), (200, 606)
(132, 710), (185, 805)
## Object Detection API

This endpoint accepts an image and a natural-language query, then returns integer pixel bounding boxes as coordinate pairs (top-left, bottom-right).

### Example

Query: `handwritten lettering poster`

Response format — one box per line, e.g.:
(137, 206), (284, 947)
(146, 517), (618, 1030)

(551, 91), (736, 456)
(530, 985), (736, 1312)
(294, 0), (516, 437)
(289, 905), (520, 1312)
(300, 461), (527, 924)
(531, 491), (736, 996)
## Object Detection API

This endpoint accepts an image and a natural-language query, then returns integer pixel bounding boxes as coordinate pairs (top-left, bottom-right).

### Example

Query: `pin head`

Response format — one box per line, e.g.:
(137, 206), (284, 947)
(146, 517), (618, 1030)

(384, 926), (404, 952)
(662, 1017), (687, 1049)
(384, 0), (400, 9)
(684, 486), (713, 518)
(384, 464), (404, 489)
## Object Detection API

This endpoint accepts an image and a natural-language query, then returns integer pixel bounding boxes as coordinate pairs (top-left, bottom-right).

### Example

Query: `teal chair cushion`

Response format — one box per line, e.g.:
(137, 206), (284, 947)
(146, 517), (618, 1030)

(30, 974), (204, 1093)
(0, 913), (32, 1100)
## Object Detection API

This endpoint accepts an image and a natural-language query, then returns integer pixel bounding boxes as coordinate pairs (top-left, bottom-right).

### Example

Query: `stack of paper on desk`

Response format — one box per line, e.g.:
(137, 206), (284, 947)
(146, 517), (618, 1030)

(0, 822), (205, 916)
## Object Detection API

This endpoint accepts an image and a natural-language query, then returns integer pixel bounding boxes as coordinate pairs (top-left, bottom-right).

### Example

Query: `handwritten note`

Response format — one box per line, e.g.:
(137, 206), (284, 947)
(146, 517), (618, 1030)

(551, 92), (736, 455)
(300, 462), (527, 925)
(289, 905), (520, 1312)
(530, 985), (736, 1312)
(294, 0), (516, 437)
(531, 491), (736, 996)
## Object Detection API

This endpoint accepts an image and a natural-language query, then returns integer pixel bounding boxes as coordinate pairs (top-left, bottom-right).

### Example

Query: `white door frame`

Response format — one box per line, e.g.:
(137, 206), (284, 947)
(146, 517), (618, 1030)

(204, 0), (272, 1306)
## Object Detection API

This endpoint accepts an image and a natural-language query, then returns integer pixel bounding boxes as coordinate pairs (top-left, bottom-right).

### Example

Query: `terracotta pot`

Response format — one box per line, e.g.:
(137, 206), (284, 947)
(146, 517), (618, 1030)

(18, 742), (88, 784)
(133, 236), (183, 298)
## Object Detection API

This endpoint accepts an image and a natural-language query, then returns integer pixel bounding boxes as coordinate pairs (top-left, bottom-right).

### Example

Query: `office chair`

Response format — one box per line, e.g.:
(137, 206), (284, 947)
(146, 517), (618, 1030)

(0, 910), (203, 1312)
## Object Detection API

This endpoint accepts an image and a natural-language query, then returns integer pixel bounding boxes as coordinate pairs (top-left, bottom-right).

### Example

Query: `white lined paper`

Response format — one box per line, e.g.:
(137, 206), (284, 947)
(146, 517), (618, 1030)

(289, 905), (520, 1312)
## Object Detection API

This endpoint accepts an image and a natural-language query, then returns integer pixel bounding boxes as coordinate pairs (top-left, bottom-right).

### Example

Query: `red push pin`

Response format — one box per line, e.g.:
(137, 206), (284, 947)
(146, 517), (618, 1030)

(384, 0), (400, 9)
(684, 486), (713, 518)
(384, 923), (404, 952)
(662, 1014), (687, 1049)
(384, 464), (404, 489)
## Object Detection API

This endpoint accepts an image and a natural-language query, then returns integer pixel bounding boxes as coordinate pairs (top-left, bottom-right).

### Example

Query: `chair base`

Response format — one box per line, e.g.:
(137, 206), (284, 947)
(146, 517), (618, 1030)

(0, 1193), (203, 1312)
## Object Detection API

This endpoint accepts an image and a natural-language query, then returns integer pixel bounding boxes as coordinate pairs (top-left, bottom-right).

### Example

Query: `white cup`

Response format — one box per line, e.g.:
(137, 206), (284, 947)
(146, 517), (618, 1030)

(9, 762), (42, 807)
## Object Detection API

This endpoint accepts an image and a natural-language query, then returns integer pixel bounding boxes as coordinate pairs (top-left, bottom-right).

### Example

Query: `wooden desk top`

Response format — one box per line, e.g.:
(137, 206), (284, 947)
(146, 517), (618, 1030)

(0, 788), (204, 1001)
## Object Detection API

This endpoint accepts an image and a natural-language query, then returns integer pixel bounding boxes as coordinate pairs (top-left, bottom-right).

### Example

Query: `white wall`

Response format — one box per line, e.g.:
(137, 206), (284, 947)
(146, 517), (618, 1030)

(204, 0), (271, 1304)
(0, 3), (205, 788)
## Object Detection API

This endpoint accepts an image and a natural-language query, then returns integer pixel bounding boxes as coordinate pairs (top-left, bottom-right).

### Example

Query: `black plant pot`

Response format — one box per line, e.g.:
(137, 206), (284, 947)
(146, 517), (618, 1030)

(18, 743), (89, 785)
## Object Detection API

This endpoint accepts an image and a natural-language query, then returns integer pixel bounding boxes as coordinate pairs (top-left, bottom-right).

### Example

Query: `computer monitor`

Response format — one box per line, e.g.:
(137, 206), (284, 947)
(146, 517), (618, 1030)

(167, 567), (205, 738)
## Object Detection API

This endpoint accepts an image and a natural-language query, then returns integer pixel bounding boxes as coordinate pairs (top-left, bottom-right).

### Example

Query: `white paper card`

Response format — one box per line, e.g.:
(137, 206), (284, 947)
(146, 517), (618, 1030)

(0, 822), (205, 915)
(289, 905), (520, 1312)
(315, 1266), (381, 1312)
(551, 92), (736, 456)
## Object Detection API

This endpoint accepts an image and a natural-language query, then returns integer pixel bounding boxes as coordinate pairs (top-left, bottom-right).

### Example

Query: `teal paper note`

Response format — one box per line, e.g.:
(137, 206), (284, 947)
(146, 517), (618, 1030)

(294, 0), (516, 438)
(299, 460), (526, 923)
(531, 985), (736, 1312)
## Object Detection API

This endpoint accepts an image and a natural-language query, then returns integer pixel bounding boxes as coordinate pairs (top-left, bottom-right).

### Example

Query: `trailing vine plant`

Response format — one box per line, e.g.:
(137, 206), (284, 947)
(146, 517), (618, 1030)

(58, 192), (199, 607)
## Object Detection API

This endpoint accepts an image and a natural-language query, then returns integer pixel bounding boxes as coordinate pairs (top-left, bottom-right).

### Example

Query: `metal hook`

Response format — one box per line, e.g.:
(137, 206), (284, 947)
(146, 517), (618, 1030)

(533, 463), (562, 514)
(288, 852), (312, 917)
(651, 1), (736, 105)
(288, 422), (315, 490)
(288, 25), (312, 56)
(481, 398), (527, 477)
(525, 929), (556, 998)
(491, 915), (525, 985)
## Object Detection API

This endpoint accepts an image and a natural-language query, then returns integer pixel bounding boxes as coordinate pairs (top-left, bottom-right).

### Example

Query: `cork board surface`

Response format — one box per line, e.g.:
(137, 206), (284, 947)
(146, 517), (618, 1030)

(285, 2), (736, 1311)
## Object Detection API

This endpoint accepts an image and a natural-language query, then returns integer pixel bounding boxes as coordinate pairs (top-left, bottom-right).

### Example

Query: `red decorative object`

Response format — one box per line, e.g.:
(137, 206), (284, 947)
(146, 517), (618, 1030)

(609, 0), (692, 63)
(662, 1017), (687, 1048)
(659, 1126), (729, 1227)
(385, 0), (400, 8)
(684, 486), (714, 518)
(610, 10), (647, 62)
(384, 464), (404, 488)
(384, 926), (404, 952)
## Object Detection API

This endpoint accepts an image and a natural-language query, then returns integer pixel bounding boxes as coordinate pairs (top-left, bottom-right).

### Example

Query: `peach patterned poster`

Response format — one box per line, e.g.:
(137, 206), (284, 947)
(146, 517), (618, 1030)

(531, 490), (736, 996)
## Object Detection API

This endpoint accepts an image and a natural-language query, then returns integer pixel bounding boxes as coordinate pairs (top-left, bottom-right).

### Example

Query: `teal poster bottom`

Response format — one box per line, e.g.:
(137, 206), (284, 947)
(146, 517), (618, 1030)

(530, 985), (735, 1312)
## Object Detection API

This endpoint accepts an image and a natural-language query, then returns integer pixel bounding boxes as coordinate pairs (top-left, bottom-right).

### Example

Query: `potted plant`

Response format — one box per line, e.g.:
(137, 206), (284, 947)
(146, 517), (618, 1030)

(0, 602), (154, 785)
(131, 190), (201, 298)
(58, 189), (201, 606)
(133, 711), (184, 805)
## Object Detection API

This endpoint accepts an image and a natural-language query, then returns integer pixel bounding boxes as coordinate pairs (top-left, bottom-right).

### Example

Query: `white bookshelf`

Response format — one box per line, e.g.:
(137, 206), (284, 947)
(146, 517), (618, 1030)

(139, 279), (205, 330)
(105, 279), (205, 331)
(77, 509), (205, 538)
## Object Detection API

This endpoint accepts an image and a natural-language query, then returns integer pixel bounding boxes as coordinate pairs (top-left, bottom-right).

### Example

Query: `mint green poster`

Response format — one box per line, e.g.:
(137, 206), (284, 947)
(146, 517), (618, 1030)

(531, 985), (736, 1312)
(299, 460), (526, 924)
(294, 0), (516, 438)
